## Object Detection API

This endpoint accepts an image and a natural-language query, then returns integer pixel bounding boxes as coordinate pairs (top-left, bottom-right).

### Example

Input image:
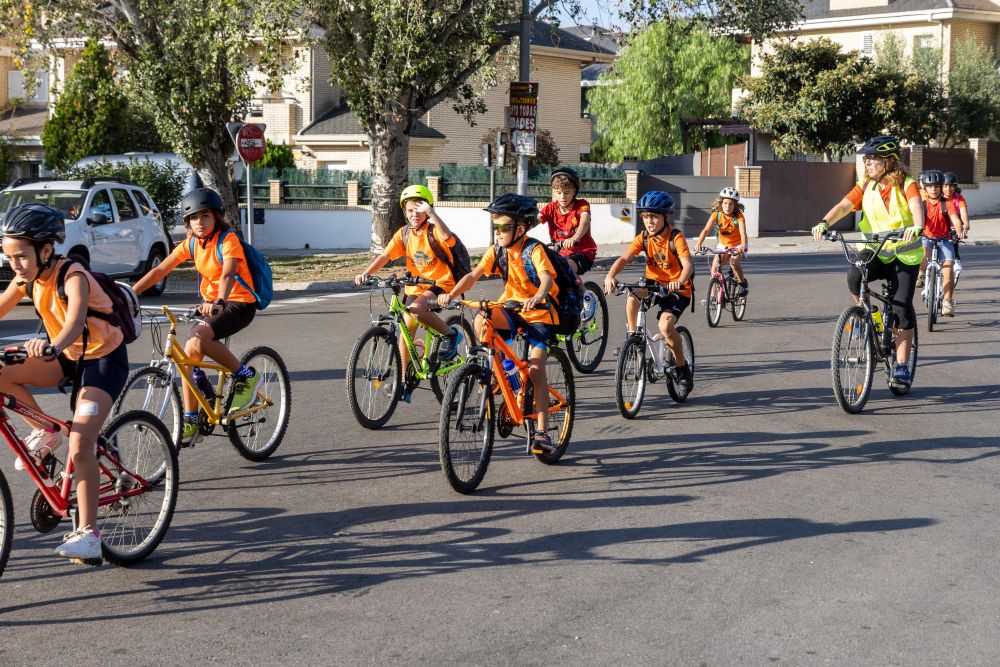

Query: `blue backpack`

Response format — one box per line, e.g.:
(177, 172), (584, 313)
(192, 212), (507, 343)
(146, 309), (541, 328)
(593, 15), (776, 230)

(493, 237), (583, 336)
(189, 229), (273, 309)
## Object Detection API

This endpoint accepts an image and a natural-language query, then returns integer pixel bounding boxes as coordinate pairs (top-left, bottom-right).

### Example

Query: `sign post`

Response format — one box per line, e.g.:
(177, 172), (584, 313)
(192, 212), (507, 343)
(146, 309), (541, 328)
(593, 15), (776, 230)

(228, 121), (266, 245)
(509, 81), (537, 195)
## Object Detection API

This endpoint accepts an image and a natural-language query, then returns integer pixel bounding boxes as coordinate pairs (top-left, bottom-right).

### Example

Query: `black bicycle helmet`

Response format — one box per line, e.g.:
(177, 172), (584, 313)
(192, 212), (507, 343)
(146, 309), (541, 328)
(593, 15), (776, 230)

(484, 193), (539, 223)
(858, 135), (901, 161)
(550, 166), (581, 192)
(1, 203), (66, 244)
(636, 190), (675, 214)
(181, 187), (225, 218)
(922, 169), (944, 186)
(942, 171), (961, 192)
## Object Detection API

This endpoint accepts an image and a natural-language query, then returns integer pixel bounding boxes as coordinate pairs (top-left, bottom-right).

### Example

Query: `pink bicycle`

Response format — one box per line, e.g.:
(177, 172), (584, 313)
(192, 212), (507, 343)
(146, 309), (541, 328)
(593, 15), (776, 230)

(698, 247), (748, 327)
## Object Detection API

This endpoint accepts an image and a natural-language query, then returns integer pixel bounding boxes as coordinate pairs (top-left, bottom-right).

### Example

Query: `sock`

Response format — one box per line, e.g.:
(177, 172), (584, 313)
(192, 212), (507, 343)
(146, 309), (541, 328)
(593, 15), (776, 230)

(184, 412), (198, 422)
(234, 364), (255, 379)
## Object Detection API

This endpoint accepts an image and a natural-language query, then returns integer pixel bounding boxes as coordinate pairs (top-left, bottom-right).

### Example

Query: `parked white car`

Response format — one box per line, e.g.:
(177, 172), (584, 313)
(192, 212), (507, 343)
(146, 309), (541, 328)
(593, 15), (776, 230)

(0, 176), (172, 295)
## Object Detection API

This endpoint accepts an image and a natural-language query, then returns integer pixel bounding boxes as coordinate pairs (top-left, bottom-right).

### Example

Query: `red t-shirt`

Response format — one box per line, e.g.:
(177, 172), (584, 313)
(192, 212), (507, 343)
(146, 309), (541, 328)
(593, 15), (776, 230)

(922, 196), (958, 239)
(539, 199), (597, 261)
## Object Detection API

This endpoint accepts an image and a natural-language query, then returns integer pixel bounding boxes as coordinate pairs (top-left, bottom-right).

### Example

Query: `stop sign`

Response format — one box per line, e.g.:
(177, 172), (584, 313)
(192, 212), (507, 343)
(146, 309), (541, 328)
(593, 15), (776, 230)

(236, 123), (265, 163)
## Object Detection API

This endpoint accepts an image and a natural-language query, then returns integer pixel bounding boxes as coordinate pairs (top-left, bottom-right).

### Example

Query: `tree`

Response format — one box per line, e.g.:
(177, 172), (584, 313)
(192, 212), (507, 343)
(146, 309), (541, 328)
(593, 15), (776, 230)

(0, 131), (17, 186)
(311, 0), (803, 252)
(480, 128), (559, 173)
(257, 140), (297, 175)
(3, 0), (303, 227)
(939, 36), (1000, 147)
(585, 21), (748, 160)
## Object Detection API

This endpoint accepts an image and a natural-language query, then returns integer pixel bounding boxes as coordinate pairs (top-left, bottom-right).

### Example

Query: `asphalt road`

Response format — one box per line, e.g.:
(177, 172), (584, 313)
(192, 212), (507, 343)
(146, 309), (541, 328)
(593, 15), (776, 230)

(1, 247), (998, 666)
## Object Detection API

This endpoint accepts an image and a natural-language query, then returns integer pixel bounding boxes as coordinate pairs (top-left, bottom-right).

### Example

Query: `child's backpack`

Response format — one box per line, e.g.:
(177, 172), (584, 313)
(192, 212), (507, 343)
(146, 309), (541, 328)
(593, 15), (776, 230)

(492, 238), (583, 336)
(401, 223), (472, 283)
(642, 227), (696, 312)
(189, 229), (273, 309)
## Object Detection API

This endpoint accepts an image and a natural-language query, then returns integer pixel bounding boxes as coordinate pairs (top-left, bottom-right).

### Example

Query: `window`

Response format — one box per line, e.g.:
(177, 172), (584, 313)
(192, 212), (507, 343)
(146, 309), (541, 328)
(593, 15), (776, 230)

(111, 188), (138, 220)
(91, 190), (114, 220)
(915, 34), (934, 51)
(1, 189), (84, 219)
(863, 34), (874, 56)
(132, 189), (155, 216)
(7, 71), (49, 104)
(324, 161), (349, 171)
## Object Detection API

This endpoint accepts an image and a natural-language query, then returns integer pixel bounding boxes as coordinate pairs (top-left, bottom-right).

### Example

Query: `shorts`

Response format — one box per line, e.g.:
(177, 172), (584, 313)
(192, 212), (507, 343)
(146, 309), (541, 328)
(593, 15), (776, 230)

(58, 342), (129, 399)
(204, 301), (257, 340)
(654, 292), (690, 320)
(404, 285), (446, 306)
(496, 309), (554, 352)
(566, 252), (594, 275)
(921, 236), (956, 262)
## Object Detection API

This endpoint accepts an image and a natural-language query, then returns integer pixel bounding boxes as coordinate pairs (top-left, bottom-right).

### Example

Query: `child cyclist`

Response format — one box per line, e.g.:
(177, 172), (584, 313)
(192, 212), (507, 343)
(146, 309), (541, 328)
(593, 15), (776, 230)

(938, 171), (970, 289)
(133, 188), (260, 446)
(693, 186), (749, 296)
(0, 204), (130, 562)
(539, 167), (597, 276)
(354, 184), (463, 401)
(437, 193), (560, 455)
(603, 191), (694, 392)
(915, 170), (964, 317)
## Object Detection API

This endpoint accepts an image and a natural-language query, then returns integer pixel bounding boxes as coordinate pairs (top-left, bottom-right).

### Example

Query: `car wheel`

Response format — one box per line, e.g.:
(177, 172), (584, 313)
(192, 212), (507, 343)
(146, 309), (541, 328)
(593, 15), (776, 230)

(143, 247), (168, 296)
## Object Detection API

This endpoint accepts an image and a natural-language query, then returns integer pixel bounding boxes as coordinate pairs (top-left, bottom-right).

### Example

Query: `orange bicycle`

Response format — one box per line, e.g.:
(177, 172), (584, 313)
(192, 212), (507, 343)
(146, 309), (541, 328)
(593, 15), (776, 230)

(437, 299), (575, 494)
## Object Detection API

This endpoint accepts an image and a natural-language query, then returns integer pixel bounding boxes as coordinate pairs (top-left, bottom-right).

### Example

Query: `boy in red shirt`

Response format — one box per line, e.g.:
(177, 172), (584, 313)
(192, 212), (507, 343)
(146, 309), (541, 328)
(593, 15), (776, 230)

(916, 170), (963, 316)
(539, 167), (597, 276)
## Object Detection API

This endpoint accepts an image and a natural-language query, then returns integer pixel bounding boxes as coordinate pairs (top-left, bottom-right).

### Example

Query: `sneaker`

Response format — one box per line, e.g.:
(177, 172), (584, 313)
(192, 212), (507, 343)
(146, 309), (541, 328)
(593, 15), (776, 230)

(581, 290), (598, 320)
(738, 282), (749, 298)
(915, 274), (925, 289)
(954, 260), (963, 276)
(531, 430), (554, 455)
(892, 363), (911, 386)
(180, 419), (203, 447)
(229, 367), (260, 412)
(14, 428), (63, 471)
(676, 364), (694, 392)
(437, 325), (464, 362)
(942, 299), (955, 317)
(54, 526), (102, 561)
(400, 390), (413, 404)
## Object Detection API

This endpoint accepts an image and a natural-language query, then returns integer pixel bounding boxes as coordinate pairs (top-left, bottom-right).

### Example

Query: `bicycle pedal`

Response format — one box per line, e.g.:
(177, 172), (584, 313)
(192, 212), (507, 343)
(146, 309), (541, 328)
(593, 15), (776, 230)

(68, 557), (103, 567)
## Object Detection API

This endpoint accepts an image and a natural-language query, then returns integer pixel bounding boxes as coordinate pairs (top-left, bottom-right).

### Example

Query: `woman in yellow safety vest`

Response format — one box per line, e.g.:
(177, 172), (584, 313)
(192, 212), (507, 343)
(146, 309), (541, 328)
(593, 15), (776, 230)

(812, 135), (924, 387)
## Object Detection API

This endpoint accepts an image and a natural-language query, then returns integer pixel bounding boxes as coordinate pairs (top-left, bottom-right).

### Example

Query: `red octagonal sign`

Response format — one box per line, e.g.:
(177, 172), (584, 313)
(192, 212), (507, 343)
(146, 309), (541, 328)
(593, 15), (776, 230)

(236, 124), (265, 163)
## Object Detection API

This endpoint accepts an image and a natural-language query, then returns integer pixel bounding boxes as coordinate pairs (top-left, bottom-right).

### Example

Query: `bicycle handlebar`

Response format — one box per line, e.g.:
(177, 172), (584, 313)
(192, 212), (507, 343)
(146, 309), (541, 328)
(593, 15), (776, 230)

(363, 273), (436, 290)
(697, 247), (746, 258)
(1, 345), (58, 365)
(613, 280), (669, 297)
(451, 298), (551, 312)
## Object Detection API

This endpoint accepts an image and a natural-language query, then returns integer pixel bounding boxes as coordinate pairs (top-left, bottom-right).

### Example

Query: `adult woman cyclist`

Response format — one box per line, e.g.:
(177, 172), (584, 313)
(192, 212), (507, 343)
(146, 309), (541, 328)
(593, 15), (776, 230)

(812, 135), (924, 386)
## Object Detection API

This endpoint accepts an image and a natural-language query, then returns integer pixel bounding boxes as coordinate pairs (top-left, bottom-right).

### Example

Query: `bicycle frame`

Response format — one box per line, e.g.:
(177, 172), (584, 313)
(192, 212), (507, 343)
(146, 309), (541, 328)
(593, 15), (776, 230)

(618, 284), (682, 377)
(700, 248), (744, 307)
(379, 289), (464, 380)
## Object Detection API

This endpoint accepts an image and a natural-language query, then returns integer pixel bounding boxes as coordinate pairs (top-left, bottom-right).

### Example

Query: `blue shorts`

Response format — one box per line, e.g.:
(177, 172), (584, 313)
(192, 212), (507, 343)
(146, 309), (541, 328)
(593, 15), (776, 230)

(922, 236), (956, 262)
(496, 309), (554, 352)
(57, 342), (129, 399)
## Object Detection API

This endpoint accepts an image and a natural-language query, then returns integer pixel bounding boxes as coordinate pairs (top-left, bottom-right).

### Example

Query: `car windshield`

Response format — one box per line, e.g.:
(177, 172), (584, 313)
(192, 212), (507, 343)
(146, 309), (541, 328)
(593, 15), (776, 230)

(0, 189), (85, 220)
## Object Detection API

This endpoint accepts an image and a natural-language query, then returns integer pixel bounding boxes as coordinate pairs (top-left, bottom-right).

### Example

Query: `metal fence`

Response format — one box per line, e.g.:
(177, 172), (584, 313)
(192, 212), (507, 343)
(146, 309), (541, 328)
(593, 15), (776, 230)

(440, 176), (625, 201)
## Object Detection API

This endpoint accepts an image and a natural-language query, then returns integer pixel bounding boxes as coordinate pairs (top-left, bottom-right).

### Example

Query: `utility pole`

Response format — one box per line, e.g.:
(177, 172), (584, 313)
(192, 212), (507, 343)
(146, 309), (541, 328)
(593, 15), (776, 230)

(517, 0), (530, 196)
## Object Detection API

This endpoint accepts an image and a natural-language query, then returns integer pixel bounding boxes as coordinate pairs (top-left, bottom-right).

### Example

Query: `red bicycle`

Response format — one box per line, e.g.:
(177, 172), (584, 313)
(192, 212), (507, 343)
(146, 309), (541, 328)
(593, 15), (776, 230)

(0, 347), (177, 575)
(698, 247), (748, 327)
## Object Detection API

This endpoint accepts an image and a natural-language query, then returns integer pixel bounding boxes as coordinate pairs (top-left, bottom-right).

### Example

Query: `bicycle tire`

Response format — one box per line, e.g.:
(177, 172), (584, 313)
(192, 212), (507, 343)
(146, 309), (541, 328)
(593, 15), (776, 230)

(346, 325), (402, 429)
(228, 346), (292, 461)
(926, 265), (938, 332)
(113, 366), (182, 451)
(439, 362), (495, 494)
(831, 306), (875, 414)
(534, 346), (575, 464)
(666, 326), (696, 403)
(615, 335), (647, 419)
(98, 410), (178, 566)
(706, 277), (724, 327)
(889, 325), (918, 396)
(430, 314), (476, 402)
(566, 281), (609, 374)
(0, 473), (12, 580)
(732, 288), (748, 321)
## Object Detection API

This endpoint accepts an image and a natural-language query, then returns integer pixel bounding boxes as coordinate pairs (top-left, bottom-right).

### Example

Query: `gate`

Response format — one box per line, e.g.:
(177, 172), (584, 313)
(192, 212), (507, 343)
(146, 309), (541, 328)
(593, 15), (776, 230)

(637, 174), (733, 236)
(758, 161), (857, 233)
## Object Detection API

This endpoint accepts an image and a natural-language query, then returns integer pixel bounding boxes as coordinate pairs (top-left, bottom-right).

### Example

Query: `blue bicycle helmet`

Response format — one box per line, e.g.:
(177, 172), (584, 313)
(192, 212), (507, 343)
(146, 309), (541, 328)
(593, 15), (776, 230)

(484, 193), (539, 223)
(636, 190), (675, 214)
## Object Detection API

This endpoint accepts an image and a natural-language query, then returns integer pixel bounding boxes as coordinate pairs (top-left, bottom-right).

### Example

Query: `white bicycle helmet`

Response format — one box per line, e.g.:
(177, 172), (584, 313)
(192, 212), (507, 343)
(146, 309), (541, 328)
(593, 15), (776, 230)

(719, 187), (740, 202)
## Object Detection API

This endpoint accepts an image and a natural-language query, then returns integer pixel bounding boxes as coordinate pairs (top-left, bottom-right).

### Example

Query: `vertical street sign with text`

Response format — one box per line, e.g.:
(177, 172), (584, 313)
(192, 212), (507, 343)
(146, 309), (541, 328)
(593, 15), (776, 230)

(509, 82), (538, 157)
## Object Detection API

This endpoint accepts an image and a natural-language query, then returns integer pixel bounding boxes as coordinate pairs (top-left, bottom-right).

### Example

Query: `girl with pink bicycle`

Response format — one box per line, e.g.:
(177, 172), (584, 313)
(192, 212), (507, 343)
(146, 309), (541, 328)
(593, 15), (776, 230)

(693, 187), (749, 297)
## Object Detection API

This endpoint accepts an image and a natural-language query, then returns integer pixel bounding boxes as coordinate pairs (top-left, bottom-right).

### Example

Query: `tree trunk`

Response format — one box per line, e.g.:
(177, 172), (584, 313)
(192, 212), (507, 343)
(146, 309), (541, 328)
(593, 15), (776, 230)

(368, 116), (411, 254)
(195, 135), (240, 235)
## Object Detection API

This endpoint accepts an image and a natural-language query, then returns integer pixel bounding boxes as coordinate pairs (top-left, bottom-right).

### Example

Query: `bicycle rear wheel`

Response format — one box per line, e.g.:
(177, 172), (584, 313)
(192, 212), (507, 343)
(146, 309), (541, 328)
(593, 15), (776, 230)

(113, 366), (182, 450)
(889, 325), (918, 396)
(567, 281), (609, 374)
(430, 314), (475, 402)
(228, 346), (291, 461)
(925, 265), (938, 332)
(0, 473), (12, 580)
(535, 346), (575, 464)
(615, 335), (647, 419)
(439, 362), (495, 494)
(831, 306), (875, 414)
(706, 277), (724, 327)
(346, 325), (402, 429)
(666, 326), (696, 403)
(98, 411), (178, 566)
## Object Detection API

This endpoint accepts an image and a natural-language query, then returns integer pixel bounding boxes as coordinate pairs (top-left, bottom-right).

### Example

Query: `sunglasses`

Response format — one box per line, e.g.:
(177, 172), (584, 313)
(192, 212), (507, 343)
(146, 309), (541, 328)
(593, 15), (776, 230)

(492, 223), (514, 233)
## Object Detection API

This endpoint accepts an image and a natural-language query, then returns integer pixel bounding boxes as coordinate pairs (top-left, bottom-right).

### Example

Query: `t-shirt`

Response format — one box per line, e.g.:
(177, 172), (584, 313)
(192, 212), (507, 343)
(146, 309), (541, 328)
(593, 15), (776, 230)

(539, 199), (597, 261)
(383, 224), (457, 296)
(478, 238), (560, 325)
(846, 180), (921, 212)
(921, 196), (959, 239)
(712, 210), (745, 247)
(169, 230), (256, 303)
(950, 193), (968, 211)
(627, 227), (692, 298)
(18, 259), (124, 361)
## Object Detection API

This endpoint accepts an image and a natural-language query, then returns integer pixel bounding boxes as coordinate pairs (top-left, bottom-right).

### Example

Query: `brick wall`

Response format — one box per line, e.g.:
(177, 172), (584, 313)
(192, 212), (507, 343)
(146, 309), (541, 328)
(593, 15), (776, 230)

(0, 55), (9, 105)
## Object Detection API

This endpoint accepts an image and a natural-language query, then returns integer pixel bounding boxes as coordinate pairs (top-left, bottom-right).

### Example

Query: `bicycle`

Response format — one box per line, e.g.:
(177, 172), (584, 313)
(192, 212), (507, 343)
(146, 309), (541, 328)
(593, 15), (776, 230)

(612, 280), (695, 419)
(437, 299), (574, 494)
(824, 230), (919, 413)
(547, 244), (609, 374)
(698, 247), (747, 327)
(921, 232), (961, 332)
(112, 305), (291, 461)
(346, 274), (473, 429)
(0, 347), (177, 576)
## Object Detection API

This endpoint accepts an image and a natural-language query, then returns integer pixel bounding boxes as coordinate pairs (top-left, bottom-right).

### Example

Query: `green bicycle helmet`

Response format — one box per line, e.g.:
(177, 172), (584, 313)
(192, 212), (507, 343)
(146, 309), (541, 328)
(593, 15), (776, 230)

(399, 184), (434, 207)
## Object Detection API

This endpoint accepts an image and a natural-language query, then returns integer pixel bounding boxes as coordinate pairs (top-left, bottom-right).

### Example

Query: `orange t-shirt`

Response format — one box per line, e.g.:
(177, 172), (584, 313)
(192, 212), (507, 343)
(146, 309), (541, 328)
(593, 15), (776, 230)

(627, 227), (692, 298)
(383, 224), (458, 296)
(712, 210), (745, 247)
(18, 259), (124, 361)
(478, 239), (560, 325)
(169, 231), (256, 303)
(846, 180), (921, 212)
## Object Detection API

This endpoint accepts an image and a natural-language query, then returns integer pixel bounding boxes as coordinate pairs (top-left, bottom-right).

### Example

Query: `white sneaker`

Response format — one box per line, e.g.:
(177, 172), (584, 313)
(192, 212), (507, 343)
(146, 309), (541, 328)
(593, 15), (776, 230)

(14, 428), (63, 471)
(55, 526), (102, 561)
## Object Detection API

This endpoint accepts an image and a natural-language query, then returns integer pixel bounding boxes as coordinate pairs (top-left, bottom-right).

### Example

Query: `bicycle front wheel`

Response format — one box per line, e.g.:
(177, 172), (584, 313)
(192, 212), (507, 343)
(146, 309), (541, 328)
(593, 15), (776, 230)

(113, 366), (182, 450)
(0, 473), (12, 580)
(535, 346), (575, 464)
(346, 325), (402, 429)
(615, 336), (647, 419)
(439, 362), (495, 494)
(228, 346), (292, 461)
(926, 265), (938, 332)
(98, 410), (178, 566)
(732, 288), (748, 322)
(831, 306), (875, 414)
(567, 282), (609, 374)
(666, 326), (696, 403)
(889, 325), (918, 396)
(430, 314), (476, 402)
(706, 277), (724, 327)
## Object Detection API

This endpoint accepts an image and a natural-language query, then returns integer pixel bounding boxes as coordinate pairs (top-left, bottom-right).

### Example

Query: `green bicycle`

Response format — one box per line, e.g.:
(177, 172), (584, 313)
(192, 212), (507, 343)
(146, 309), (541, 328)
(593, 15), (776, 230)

(347, 274), (473, 429)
